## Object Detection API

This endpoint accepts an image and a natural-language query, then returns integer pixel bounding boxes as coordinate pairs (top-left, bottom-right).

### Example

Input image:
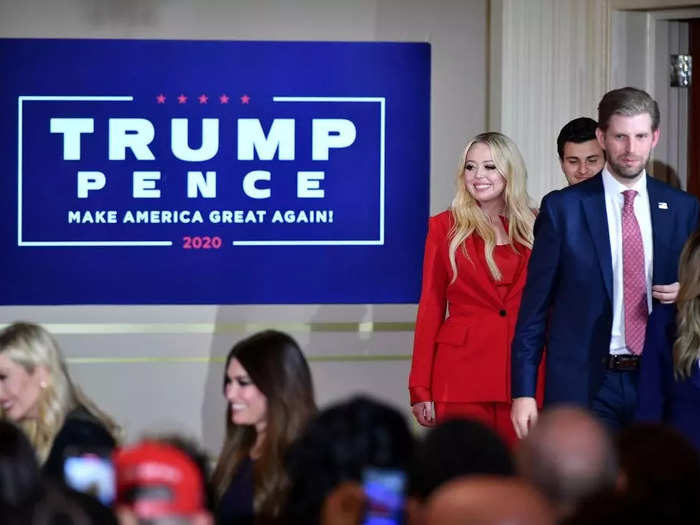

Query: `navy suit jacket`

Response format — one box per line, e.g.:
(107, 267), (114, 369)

(636, 303), (700, 452)
(511, 173), (699, 406)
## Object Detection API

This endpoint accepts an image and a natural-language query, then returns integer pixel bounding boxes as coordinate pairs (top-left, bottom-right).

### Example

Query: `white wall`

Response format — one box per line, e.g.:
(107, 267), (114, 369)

(611, 9), (700, 189)
(490, 0), (608, 204)
(490, 0), (700, 204)
(0, 0), (488, 454)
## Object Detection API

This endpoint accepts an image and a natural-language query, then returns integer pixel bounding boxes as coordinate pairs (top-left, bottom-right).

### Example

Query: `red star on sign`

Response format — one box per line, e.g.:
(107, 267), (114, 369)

(177, 94), (188, 104)
(219, 94), (230, 104)
(240, 94), (251, 104)
(156, 93), (166, 104)
(198, 93), (208, 104)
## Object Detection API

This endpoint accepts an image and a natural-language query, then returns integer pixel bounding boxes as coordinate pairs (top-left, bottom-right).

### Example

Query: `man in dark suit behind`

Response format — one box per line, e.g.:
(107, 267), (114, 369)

(511, 87), (699, 437)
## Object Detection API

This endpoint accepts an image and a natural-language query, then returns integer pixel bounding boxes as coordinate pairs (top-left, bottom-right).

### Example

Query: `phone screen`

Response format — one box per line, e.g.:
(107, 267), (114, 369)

(361, 467), (406, 525)
(63, 452), (115, 506)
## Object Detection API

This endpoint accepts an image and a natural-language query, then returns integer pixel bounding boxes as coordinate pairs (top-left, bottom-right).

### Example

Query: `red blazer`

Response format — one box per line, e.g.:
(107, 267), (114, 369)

(409, 210), (542, 405)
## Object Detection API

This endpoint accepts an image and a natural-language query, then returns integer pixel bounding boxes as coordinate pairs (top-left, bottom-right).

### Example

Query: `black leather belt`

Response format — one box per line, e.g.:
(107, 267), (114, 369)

(606, 354), (640, 371)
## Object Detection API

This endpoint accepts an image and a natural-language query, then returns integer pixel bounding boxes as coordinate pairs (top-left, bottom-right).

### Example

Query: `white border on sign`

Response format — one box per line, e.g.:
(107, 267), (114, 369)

(17, 95), (385, 248)
(17, 95), (173, 247)
(232, 96), (386, 246)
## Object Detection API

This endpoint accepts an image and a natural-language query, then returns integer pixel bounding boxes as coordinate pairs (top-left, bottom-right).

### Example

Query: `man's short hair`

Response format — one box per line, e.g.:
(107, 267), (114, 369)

(556, 117), (599, 160)
(410, 418), (514, 501)
(597, 87), (660, 132)
(283, 396), (414, 525)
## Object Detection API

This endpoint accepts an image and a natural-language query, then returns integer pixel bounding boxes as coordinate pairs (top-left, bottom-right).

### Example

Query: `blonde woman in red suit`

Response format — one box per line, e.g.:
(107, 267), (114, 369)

(409, 132), (540, 447)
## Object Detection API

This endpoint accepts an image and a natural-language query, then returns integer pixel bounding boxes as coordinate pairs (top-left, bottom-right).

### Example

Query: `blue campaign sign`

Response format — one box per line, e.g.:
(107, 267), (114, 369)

(0, 39), (430, 304)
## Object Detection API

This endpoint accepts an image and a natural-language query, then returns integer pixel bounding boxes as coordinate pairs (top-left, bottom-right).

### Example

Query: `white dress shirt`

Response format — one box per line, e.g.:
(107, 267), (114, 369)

(602, 168), (653, 355)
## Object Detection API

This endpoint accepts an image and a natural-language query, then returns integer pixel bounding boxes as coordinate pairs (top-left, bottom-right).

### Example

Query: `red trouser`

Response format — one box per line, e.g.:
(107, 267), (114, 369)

(434, 401), (517, 448)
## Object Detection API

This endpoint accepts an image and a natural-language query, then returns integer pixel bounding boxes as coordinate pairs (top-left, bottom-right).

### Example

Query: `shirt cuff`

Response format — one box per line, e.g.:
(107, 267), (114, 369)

(409, 386), (432, 405)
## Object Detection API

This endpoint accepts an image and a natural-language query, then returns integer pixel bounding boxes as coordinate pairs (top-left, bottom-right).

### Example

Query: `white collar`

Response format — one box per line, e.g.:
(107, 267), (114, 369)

(602, 166), (647, 198)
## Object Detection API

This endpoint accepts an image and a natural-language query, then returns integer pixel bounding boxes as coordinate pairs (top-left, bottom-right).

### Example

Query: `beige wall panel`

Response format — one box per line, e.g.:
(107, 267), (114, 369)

(66, 343), (413, 455)
(490, 0), (608, 203)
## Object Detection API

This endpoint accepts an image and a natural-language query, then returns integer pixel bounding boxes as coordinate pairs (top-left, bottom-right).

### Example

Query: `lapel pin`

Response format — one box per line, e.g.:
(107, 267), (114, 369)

(658, 202), (668, 210)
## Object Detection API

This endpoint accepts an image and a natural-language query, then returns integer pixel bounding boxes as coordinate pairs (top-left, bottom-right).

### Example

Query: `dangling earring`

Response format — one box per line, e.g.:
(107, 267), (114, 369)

(40, 380), (48, 389)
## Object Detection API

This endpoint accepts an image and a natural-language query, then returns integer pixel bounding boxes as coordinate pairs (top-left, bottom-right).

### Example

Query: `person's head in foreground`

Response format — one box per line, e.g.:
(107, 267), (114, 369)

(424, 475), (554, 525)
(114, 440), (212, 525)
(410, 417), (514, 501)
(283, 395), (414, 525)
(516, 406), (618, 520)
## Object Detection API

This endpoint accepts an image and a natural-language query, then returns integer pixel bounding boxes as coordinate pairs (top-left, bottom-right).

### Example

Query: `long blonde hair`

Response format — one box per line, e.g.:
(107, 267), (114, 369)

(0, 322), (121, 462)
(448, 132), (535, 281)
(673, 231), (700, 380)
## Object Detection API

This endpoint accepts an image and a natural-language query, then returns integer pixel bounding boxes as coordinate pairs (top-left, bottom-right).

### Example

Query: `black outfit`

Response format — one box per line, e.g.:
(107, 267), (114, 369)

(217, 457), (254, 525)
(42, 406), (116, 481)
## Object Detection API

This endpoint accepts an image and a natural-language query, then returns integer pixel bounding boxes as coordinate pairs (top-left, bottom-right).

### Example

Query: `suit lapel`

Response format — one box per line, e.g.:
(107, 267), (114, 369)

(647, 176), (671, 284)
(582, 175), (613, 303)
(502, 242), (529, 303)
(497, 216), (528, 303)
(466, 234), (504, 308)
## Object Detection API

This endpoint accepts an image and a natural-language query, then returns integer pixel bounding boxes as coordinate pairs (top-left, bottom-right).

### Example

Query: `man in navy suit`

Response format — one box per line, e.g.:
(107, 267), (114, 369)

(511, 87), (699, 437)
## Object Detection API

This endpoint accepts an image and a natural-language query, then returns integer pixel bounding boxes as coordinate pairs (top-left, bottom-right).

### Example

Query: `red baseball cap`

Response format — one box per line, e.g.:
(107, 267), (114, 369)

(114, 441), (205, 518)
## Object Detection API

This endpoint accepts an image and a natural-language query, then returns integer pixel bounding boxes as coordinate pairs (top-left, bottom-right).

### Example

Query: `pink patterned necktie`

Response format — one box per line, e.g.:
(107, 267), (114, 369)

(622, 190), (648, 355)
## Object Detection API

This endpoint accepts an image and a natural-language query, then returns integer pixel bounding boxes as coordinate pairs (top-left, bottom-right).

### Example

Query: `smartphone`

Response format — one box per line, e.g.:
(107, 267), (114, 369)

(361, 467), (406, 525)
(63, 448), (115, 506)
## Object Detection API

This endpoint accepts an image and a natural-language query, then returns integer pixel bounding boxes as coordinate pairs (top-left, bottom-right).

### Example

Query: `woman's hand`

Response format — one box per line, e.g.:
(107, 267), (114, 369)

(411, 401), (436, 427)
(651, 282), (679, 304)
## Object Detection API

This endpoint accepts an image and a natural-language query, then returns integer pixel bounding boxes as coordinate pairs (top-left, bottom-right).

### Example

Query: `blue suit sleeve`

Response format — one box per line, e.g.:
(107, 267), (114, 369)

(511, 192), (561, 398)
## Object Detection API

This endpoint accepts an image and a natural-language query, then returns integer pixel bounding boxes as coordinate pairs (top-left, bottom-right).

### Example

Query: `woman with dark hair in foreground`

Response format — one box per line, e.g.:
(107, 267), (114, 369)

(212, 330), (316, 524)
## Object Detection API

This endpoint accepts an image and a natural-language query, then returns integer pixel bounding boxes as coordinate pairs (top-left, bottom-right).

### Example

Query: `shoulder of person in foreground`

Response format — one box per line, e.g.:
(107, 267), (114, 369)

(42, 406), (117, 480)
(57, 407), (116, 446)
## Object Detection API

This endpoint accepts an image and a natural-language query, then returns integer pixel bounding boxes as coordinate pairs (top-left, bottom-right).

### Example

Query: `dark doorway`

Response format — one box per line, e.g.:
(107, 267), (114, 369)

(688, 19), (700, 200)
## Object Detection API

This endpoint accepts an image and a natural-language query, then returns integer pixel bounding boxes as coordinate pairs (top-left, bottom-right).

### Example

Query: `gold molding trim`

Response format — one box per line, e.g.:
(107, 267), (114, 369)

(0, 321), (415, 335)
(67, 354), (412, 364)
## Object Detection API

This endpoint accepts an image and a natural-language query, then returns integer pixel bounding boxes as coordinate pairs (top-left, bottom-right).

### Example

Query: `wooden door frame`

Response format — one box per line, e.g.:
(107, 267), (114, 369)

(689, 19), (700, 200)
(608, 5), (700, 195)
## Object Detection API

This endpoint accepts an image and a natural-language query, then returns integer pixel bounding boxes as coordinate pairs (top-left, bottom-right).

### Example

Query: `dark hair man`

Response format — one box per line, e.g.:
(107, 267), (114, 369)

(511, 87), (699, 436)
(283, 396), (414, 525)
(557, 117), (605, 185)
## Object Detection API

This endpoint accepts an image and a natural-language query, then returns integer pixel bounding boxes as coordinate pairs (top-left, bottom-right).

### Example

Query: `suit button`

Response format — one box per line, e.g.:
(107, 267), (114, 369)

(499, 309), (506, 317)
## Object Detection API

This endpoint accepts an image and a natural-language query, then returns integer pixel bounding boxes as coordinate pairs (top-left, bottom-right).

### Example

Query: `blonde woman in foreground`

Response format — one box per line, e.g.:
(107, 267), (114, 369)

(0, 322), (120, 479)
(637, 231), (700, 451)
(408, 132), (542, 447)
